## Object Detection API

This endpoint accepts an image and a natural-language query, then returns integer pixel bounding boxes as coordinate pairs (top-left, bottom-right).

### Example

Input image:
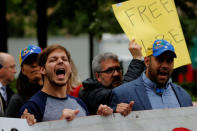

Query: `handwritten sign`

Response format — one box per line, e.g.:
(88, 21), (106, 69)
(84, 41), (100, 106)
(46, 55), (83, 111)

(112, 0), (191, 68)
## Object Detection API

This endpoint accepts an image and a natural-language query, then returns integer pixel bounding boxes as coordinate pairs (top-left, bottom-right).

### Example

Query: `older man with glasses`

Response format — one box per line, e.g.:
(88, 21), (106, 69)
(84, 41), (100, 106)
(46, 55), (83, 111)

(79, 39), (145, 115)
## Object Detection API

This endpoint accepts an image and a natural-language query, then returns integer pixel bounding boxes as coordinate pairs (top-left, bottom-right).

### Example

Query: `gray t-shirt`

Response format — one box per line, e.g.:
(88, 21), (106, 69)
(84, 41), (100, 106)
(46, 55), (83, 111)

(19, 91), (88, 122)
(43, 95), (87, 121)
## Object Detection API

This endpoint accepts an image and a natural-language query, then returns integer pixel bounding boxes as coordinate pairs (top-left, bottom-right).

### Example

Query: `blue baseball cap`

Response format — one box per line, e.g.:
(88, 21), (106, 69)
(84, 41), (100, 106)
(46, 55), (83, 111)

(19, 45), (41, 65)
(146, 40), (176, 57)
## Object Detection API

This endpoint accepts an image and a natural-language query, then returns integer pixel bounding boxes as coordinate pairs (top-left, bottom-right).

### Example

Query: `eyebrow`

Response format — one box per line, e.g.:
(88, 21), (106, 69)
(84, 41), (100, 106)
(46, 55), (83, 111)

(48, 56), (68, 60)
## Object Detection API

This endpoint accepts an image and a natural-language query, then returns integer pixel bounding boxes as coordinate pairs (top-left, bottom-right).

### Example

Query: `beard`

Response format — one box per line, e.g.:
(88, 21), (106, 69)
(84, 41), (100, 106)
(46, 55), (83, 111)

(148, 65), (172, 87)
(112, 76), (122, 87)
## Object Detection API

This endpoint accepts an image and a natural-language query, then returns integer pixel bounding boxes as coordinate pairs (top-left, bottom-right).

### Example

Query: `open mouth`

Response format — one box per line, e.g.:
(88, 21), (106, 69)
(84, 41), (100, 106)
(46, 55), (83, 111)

(56, 68), (65, 79)
(158, 71), (169, 79)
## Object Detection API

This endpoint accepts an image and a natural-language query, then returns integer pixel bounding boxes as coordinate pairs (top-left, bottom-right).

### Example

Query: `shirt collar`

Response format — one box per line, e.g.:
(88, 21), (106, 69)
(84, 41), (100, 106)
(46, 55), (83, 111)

(0, 82), (4, 89)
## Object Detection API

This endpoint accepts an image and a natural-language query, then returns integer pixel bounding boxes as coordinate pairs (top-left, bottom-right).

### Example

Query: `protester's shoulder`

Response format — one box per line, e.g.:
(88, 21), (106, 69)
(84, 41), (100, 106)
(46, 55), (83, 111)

(19, 91), (47, 119)
(171, 82), (192, 102)
(171, 82), (192, 104)
(10, 94), (22, 100)
(114, 76), (142, 91)
(68, 95), (83, 103)
(171, 82), (180, 87)
(171, 83), (190, 94)
(31, 90), (47, 98)
(79, 82), (112, 99)
(28, 91), (48, 104)
(9, 94), (24, 103)
(82, 78), (101, 89)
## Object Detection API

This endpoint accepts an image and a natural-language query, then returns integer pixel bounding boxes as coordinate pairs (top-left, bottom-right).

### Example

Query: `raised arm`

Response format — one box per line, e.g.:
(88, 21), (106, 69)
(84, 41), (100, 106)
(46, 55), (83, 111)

(123, 39), (145, 83)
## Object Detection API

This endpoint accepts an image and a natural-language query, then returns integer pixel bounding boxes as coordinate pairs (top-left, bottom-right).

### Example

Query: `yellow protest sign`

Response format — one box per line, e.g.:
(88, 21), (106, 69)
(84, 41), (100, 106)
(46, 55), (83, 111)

(112, 0), (191, 68)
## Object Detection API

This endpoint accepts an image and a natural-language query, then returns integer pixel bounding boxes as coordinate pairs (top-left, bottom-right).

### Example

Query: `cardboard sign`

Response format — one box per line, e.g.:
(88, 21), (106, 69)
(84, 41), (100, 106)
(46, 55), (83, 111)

(33, 107), (196, 131)
(1, 107), (197, 131)
(112, 0), (191, 68)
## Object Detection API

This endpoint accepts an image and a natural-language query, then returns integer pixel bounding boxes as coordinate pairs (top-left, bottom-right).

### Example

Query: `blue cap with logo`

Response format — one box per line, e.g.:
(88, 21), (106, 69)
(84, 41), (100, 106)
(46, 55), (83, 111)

(19, 45), (41, 65)
(146, 40), (176, 57)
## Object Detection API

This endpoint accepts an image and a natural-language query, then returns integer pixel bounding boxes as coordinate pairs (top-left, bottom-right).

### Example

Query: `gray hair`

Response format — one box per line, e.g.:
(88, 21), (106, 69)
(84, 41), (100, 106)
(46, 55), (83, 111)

(92, 52), (119, 78)
(0, 53), (6, 65)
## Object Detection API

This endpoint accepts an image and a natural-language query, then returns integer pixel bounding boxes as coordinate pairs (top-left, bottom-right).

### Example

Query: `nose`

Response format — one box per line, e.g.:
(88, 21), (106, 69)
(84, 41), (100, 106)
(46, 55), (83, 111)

(57, 58), (63, 63)
(113, 69), (121, 76)
(161, 60), (171, 68)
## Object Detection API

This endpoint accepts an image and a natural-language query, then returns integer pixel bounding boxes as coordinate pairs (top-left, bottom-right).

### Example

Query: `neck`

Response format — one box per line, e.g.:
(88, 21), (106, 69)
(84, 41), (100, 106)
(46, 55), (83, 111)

(0, 79), (7, 86)
(42, 80), (67, 98)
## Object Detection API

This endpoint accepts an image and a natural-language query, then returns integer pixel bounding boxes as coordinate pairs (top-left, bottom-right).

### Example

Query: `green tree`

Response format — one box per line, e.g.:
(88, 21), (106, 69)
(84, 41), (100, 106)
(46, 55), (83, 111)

(6, 0), (48, 48)
(172, 0), (197, 81)
(175, 0), (197, 48)
(6, 0), (37, 37)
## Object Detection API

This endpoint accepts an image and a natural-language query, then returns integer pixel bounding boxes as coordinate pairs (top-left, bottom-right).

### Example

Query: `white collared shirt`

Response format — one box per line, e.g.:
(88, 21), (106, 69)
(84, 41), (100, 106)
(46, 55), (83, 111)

(0, 82), (7, 102)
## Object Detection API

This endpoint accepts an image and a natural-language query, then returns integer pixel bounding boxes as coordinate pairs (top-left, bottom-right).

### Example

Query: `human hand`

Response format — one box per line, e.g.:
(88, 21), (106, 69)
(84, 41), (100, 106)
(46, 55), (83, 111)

(21, 109), (36, 126)
(60, 109), (79, 121)
(116, 101), (134, 116)
(128, 39), (143, 60)
(97, 104), (113, 116)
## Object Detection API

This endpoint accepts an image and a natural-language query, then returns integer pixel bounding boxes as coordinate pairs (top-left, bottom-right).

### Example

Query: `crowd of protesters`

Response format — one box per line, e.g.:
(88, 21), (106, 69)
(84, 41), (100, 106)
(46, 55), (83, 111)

(0, 39), (193, 125)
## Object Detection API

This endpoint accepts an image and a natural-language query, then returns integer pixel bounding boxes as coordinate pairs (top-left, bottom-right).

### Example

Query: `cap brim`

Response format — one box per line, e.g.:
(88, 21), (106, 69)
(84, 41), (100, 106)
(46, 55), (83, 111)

(153, 49), (177, 58)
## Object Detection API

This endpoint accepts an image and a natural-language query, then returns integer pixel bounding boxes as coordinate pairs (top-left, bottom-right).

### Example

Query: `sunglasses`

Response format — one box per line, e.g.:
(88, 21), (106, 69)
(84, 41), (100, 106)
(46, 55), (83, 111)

(97, 67), (123, 74)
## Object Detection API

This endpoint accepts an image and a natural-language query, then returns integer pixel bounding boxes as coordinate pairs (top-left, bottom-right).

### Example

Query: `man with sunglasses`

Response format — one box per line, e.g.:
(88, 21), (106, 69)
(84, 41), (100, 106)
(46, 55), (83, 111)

(110, 40), (192, 115)
(79, 39), (145, 115)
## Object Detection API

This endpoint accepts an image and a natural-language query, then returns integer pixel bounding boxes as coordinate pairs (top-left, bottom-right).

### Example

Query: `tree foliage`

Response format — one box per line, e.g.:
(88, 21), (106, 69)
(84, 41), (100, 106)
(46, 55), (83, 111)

(47, 0), (124, 38)
(6, 0), (36, 37)
(5, 0), (197, 45)
(175, 0), (197, 48)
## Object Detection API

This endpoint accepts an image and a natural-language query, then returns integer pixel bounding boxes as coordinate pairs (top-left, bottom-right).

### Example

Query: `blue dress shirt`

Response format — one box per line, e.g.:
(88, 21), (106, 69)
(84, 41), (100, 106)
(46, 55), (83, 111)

(142, 72), (180, 109)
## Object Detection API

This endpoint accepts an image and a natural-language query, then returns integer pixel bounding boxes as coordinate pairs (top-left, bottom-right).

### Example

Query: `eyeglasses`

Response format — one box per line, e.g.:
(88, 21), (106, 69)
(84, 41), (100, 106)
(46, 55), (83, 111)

(97, 67), (123, 74)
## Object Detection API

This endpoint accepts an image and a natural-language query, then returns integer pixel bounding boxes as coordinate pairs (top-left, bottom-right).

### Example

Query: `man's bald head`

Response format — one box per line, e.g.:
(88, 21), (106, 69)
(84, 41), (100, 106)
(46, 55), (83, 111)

(0, 53), (17, 86)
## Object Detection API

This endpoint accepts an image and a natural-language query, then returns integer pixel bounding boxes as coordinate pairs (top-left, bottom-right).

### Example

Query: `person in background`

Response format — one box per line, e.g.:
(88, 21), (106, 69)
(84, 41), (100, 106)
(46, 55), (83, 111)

(19, 45), (112, 125)
(79, 39), (145, 115)
(110, 39), (192, 116)
(5, 45), (42, 118)
(0, 52), (17, 114)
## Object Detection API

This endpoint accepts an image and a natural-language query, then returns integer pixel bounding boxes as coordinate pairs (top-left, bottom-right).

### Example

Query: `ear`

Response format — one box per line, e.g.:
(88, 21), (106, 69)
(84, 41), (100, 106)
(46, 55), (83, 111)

(21, 66), (25, 74)
(95, 72), (101, 82)
(40, 66), (46, 75)
(144, 56), (150, 68)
